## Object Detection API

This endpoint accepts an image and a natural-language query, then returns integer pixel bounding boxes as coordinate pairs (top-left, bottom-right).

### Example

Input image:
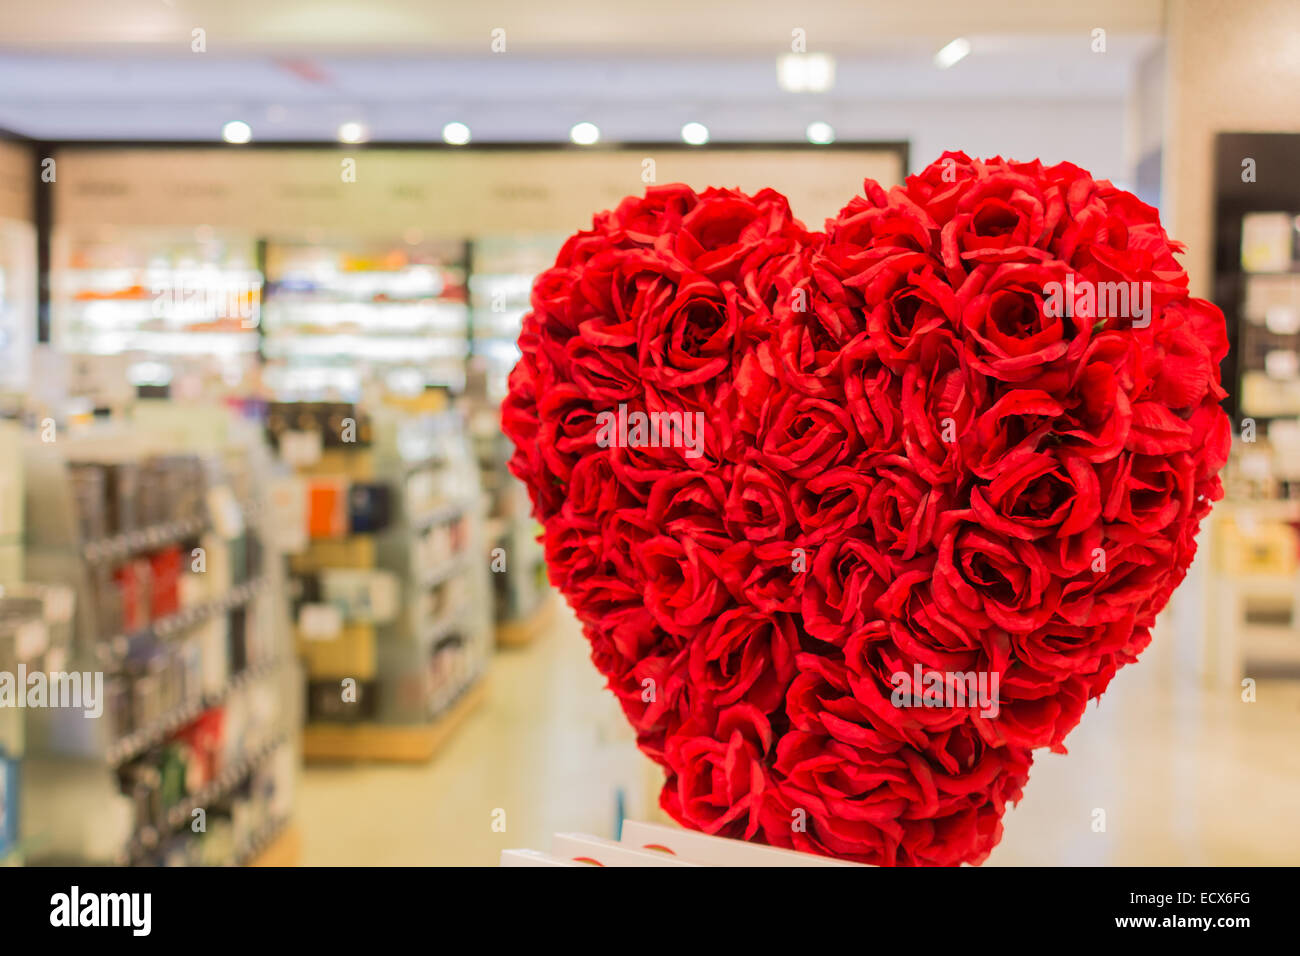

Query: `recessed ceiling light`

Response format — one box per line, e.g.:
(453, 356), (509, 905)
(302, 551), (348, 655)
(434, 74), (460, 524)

(338, 121), (368, 144)
(681, 122), (710, 146)
(570, 122), (600, 145)
(777, 52), (836, 92)
(442, 121), (471, 146)
(934, 37), (972, 69)
(805, 121), (835, 145)
(222, 120), (252, 144)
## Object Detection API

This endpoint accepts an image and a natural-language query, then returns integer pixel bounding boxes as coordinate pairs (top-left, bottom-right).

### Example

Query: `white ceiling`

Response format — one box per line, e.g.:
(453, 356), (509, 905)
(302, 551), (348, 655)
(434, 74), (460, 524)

(0, 35), (1159, 143)
(0, 0), (1164, 187)
(0, 0), (1164, 54)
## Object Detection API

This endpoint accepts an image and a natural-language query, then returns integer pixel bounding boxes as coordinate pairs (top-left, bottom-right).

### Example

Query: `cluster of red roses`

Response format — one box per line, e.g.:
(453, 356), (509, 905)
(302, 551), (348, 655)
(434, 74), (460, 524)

(502, 151), (1230, 866)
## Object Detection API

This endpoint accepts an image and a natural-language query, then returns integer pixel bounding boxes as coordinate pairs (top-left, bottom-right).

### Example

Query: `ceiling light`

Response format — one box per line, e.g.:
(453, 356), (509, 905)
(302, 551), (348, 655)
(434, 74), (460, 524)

(805, 121), (835, 145)
(222, 120), (252, 144)
(934, 37), (972, 69)
(777, 52), (836, 92)
(681, 122), (709, 146)
(442, 121), (471, 145)
(338, 121), (368, 144)
(570, 122), (600, 145)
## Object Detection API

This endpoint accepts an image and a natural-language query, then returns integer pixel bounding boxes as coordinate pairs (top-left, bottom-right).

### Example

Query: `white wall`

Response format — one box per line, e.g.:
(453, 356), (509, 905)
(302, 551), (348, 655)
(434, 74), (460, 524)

(1165, 0), (1300, 296)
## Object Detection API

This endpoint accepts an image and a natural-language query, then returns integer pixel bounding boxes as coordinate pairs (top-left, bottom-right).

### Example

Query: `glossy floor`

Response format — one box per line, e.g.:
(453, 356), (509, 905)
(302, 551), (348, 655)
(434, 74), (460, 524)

(298, 599), (1300, 866)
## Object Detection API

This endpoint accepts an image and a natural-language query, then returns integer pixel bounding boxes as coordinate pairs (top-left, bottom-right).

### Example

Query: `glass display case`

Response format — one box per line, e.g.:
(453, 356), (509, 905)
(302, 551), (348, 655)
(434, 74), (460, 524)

(0, 218), (36, 394)
(468, 234), (563, 403)
(51, 227), (262, 367)
(261, 239), (469, 399)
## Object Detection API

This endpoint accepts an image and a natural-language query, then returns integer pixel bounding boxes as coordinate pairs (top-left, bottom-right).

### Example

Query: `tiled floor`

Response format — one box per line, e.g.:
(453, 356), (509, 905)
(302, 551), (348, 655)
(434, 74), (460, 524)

(298, 599), (1300, 866)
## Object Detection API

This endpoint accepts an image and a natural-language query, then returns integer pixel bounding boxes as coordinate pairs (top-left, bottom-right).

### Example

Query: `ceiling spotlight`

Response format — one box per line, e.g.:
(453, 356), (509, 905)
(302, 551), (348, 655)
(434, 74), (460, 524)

(222, 120), (252, 144)
(805, 121), (835, 145)
(338, 121), (368, 144)
(934, 37), (972, 69)
(442, 121), (471, 145)
(681, 122), (710, 146)
(777, 52), (836, 93)
(570, 122), (600, 145)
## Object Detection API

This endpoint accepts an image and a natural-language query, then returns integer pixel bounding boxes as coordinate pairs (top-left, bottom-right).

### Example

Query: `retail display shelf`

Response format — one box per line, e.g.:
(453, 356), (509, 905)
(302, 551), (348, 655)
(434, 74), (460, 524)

(0, 579), (75, 868)
(421, 607), (465, 648)
(264, 294), (467, 307)
(421, 556), (465, 589)
(261, 240), (469, 390)
(262, 334), (467, 354)
(302, 674), (488, 763)
(410, 498), (471, 530)
(60, 330), (260, 356)
(52, 232), (263, 364)
(163, 733), (287, 830)
(277, 402), (493, 735)
(106, 655), (284, 768)
(16, 415), (299, 867)
(469, 413), (550, 644)
(83, 515), (208, 562)
(80, 496), (263, 564)
(98, 576), (264, 664)
(122, 732), (289, 865)
(468, 236), (564, 403)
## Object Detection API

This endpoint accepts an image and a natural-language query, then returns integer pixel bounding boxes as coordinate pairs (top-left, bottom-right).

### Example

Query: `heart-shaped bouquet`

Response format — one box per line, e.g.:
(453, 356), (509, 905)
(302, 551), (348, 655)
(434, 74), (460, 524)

(502, 151), (1230, 865)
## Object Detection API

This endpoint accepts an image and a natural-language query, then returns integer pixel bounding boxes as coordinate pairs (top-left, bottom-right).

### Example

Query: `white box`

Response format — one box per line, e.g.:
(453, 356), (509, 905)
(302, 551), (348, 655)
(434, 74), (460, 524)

(499, 849), (584, 867)
(619, 820), (865, 867)
(551, 832), (699, 867)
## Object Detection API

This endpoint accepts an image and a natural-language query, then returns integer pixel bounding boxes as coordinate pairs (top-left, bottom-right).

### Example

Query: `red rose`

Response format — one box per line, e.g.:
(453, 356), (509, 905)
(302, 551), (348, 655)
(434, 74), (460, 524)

(957, 261), (1092, 385)
(801, 534), (894, 644)
(724, 462), (798, 543)
(758, 393), (861, 479)
(674, 187), (808, 282)
(791, 466), (876, 545)
(634, 534), (730, 638)
(596, 183), (699, 247)
(688, 608), (798, 711)
(662, 705), (778, 839)
(638, 274), (741, 389)
(932, 518), (1061, 633)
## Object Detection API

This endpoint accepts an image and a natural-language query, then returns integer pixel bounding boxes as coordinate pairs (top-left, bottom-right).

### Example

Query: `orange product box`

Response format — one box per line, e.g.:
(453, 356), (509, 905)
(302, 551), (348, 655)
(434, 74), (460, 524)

(306, 477), (349, 539)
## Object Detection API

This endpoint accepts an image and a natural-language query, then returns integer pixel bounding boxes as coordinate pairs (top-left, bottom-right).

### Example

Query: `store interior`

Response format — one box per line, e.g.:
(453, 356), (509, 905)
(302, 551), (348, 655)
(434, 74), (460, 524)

(0, 0), (1298, 866)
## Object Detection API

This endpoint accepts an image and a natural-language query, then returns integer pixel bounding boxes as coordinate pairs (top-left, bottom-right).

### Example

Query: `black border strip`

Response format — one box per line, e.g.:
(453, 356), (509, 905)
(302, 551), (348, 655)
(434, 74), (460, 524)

(32, 140), (52, 343)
